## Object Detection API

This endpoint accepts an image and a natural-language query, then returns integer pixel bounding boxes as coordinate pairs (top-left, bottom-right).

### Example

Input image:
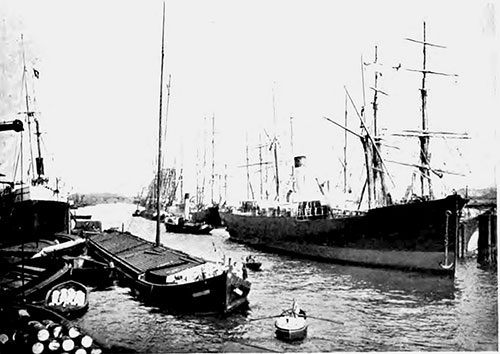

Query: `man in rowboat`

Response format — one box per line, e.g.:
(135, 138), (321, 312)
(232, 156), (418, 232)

(292, 299), (306, 318)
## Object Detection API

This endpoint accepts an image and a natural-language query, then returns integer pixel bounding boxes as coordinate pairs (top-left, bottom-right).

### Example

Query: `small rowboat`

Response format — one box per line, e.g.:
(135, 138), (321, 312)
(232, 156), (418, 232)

(244, 256), (262, 271)
(45, 280), (89, 318)
(274, 309), (308, 342)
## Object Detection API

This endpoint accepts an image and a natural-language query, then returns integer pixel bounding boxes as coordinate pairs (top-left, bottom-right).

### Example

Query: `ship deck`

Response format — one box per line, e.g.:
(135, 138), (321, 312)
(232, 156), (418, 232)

(88, 231), (206, 277)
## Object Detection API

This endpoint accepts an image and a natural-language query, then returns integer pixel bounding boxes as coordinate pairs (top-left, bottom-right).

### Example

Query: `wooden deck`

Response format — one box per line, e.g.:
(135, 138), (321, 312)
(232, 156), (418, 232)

(89, 231), (206, 277)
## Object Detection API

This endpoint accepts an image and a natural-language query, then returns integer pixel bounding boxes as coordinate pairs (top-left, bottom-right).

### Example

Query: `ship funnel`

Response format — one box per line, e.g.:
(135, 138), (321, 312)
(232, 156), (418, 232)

(294, 156), (307, 196)
(184, 193), (190, 220)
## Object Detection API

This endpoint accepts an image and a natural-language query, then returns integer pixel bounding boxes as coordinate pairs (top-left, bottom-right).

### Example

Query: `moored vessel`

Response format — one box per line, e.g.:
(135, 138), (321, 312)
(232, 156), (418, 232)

(222, 24), (469, 276)
(45, 280), (89, 319)
(91, 3), (250, 315)
(0, 35), (70, 246)
(87, 230), (250, 314)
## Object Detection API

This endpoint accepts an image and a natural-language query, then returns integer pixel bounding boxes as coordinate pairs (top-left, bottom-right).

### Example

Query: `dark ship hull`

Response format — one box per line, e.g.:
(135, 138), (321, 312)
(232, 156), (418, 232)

(164, 221), (213, 235)
(0, 196), (70, 246)
(191, 205), (223, 228)
(222, 194), (467, 275)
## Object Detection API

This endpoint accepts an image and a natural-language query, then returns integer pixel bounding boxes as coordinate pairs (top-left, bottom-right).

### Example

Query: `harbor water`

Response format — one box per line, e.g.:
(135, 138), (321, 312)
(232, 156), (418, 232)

(74, 203), (497, 352)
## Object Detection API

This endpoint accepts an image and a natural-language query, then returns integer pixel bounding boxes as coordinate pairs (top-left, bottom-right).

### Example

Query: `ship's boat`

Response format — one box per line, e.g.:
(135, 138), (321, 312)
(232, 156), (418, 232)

(275, 301), (308, 342)
(0, 256), (71, 303)
(45, 280), (89, 318)
(244, 255), (262, 271)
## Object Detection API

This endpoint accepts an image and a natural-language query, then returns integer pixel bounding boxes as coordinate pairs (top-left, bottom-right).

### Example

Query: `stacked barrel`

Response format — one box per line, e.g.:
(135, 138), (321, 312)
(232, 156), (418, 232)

(0, 308), (102, 354)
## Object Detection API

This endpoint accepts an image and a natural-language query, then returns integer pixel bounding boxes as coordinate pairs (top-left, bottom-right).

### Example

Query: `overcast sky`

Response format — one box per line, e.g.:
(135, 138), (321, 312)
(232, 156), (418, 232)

(1, 0), (497, 203)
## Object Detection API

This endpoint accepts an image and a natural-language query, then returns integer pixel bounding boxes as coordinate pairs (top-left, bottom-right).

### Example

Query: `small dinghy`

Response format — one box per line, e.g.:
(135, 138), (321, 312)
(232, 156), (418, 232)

(45, 280), (89, 318)
(274, 300), (307, 342)
(244, 256), (262, 271)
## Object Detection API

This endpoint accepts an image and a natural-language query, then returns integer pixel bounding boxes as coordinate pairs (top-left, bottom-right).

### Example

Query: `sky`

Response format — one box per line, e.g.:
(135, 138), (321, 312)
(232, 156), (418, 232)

(0, 0), (498, 204)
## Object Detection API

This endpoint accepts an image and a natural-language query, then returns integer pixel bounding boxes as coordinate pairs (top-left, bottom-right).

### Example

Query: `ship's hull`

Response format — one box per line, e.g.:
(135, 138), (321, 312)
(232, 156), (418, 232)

(165, 221), (213, 235)
(191, 206), (223, 228)
(0, 197), (70, 245)
(222, 194), (467, 275)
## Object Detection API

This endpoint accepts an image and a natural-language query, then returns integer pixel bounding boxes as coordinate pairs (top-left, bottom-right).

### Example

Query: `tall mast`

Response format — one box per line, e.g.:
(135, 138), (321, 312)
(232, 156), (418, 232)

(259, 133), (263, 200)
(419, 22), (430, 197)
(343, 93), (348, 194)
(289, 116), (294, 182)
(245, 132), (250, 199)
(201, 116), (207, 206)
(372, 47), (379, 201)
(272, 87), (279, 201)
(405, 21), (455, 198)
(155, 2), (166, 247)
(371, 45), (388, 205)
(211, 113), (215, 205)
(223, 163), (228, 204)
(360, 55), (372, 208)
(20, 34), (37, 181)
(195, 145), (201, 206)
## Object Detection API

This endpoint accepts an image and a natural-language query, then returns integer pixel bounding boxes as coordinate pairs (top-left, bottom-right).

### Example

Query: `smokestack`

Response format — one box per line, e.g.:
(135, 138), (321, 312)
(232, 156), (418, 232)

(294, 156), (307, 196)
(184, 193), (190, 220)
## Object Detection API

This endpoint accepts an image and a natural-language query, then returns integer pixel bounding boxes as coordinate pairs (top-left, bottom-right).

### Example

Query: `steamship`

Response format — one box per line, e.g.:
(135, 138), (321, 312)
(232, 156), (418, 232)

(0, 72), (70, 245)
(221, 27), (469, 276)
(222, 156), (467, 275)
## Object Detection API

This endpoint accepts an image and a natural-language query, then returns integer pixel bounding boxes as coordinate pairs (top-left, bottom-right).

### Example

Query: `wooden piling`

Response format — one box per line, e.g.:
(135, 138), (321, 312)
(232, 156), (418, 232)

(477, 210), (497, 265)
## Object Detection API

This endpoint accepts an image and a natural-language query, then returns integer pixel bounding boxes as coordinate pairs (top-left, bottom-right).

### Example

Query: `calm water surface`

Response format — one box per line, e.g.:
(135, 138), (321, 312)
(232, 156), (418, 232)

(73, 203), (497, 352)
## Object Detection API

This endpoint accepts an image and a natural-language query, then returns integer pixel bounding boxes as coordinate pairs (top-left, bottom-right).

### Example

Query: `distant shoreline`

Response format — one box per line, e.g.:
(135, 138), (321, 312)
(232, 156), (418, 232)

(69, 193), (134, 209)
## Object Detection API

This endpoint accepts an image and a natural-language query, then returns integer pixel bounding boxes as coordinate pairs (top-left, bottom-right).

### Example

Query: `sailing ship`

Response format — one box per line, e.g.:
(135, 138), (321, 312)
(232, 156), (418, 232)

(190, 114), (223, 228)
(0, 35), (70, 245)
(221, 23), (469, 276)
(87, 2), (250, 314)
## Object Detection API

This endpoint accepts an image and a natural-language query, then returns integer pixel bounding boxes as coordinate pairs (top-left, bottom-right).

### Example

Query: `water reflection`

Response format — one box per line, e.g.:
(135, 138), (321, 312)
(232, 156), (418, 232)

(74, 203), (497, 352)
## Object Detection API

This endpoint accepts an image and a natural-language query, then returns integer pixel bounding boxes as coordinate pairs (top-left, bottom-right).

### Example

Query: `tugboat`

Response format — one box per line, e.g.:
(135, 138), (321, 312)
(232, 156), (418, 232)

(164, 193), (213, 235)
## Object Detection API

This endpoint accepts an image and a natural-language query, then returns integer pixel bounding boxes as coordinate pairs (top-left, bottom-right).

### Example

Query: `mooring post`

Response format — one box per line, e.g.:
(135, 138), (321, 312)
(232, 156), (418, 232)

(477, 210), (496, 265)
(489, 211), (497, 265)
(460, 224), (465, 259)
